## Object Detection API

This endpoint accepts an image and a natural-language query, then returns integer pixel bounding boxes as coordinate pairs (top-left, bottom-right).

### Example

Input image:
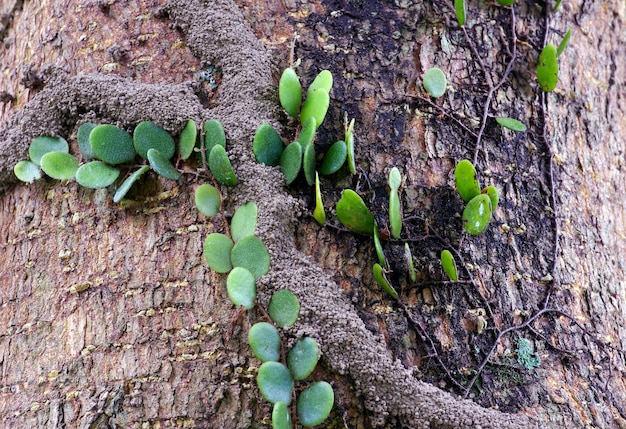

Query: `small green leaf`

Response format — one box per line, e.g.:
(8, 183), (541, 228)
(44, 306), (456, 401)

(302, 143), (316, 187)
(113, 166), (150, 203)
(405, 243), (417, 282)
(257, 362), (294, 405)
(536, 44), (559, 92)
(389, 189), (402, 239)
(496, 0), (514, 6)
(280, 141), (303, 185)
(231, 201), (258, 242)
(441, 249), (458, 281)
(552, 0), (562, 11)
(147, 148), (181, 180)
(482, 185), (500, 213)
(208, 145), (237, 186)
(556, 29), (571, 57)
(253, 123), (284, 167)
(296, 116), (317, 147)
(268, 289), (300, 328)
(495, 117), (527, 132)
(14, 160), (41, 183)
(203, 233), (234, 273)
(346, 128), (356, 175)
(306, 70), (333, 96)
(373, 227), (386, 268)
(272, 402), (292, 429)
(195, 184), (221, 217)
(388, 167), (401, 190)
(319, 140), (347, 176)
(226, 267), (257, 310)
(454, 159), (481, 203)
(204, 119), (226, 153)
(178, 119), (197, 160)
(40, 152), (79, 180)
(75, 161), (120, 188)
(454, 0), (466, 26)
(313, 172), (326, 226)
(423, 67), (447, 98)
(462, 194), (492, 235)
(230, 235), (270, 280)
(287, 337), (319, 380)
(29, 136), (69, 166)
(301, 88), (330, 130)
(373, 263), (398, 299)
(297, 381), (334, 427)
(133, 121), (175, 160)
(336, 189), (375, 235)
(90, 124), (136, 165)
(77, 123), (97, 159)
(279, 67), (303, 118)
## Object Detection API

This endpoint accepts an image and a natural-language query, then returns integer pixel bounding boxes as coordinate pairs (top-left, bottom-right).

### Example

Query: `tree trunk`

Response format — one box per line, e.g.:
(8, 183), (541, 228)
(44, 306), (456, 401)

(0, 0), (624, 428)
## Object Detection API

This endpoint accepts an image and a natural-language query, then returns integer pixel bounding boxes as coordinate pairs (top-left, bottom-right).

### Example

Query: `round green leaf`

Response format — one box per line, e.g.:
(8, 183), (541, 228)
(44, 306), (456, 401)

(257, 361), (294, 405)
(226, 267), (256, 309)
(268, 289), (300, 328)
(208, 145), (237, 186)
(319, 140), (347, 176)
(40, 152), (78, 180)
(297, 381), (334, 427)
(482, 185), (500, 213)
(253, 123), (284, 167)
(14, 160), (41, 183)
(133, 121), (175, 160)
(204, 119), (226, 153)
(178, 119), (197, 160)
(230, 235), (270, 280)
(462, 194), (492, 235)
(280, 141), (302, 185)
(301, 88), (329, 130)
(423, 67), (447, 98)
(388, 167), (402, 190)
(203, 233), (234, 273)
(296, 116), (317, 147)
(195, 184), (221, 217)
(454, 159), (481, 202)
(307, 70), (333, 96)
(441, 249), (458, 281)
(272, 402), (292, 429)
(302, 143), (316, 186)
(313, 172), (326, 226)
(147, 148), (181, 180)
(90, 124), (136, 165)
(75, 161), (120, 188)
(279, 67), (302, 118)
(336, 189), (375, 235)
(454, 0), (466, 26)
(287, 337), (319, 380)
(29, 136), (69, 166)
(495, 117), (527, 132)
(113, 166), (150, 203)
(77, 123), (97, 159)
(536, 44), (559, 92)
(231, 201), (258, 243)
(248, 322), (281, 362)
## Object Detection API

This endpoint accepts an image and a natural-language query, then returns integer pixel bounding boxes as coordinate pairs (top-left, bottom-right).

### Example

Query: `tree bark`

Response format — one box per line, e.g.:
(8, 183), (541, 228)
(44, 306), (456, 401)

(0, 0), (624, 428)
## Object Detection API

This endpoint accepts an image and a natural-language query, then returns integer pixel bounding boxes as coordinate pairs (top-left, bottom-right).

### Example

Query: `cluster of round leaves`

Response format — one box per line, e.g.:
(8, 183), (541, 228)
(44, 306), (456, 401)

(14, 118), (237, 203)
(249, 291), (334, 428)
(254, 68), (355, 206)
(454, 159), (499, 236)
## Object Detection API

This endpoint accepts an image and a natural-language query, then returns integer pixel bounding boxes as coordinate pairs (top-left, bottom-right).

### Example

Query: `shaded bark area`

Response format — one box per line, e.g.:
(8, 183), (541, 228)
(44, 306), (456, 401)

(0, 0), (625, 428)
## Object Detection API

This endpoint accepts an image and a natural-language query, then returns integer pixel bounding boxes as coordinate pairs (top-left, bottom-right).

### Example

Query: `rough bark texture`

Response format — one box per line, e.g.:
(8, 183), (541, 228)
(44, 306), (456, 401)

(0, 0), (625, 428)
